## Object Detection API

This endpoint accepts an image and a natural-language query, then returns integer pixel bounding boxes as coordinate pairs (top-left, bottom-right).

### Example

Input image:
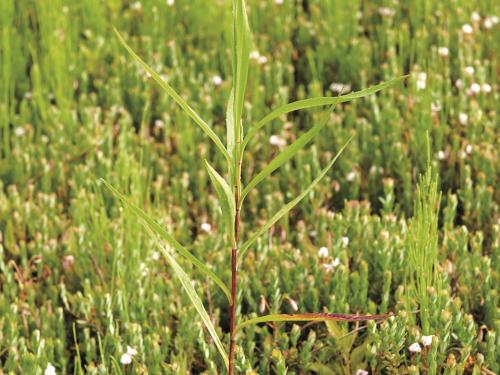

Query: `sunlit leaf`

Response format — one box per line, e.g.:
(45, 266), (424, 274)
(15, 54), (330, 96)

(114, 29), (231, 162)
(243, 76), (407, 150)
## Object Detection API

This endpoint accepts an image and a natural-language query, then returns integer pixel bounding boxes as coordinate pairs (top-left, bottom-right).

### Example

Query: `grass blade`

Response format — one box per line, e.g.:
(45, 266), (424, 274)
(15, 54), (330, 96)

(236, 312), (391, 332)
(232, 0), (250, 158)
(240, 105), (336, 204)
(238, 137), (353, 262)
(114, 28), (231, 162)
(242, 76), (407, 150)
(148, 228), (229, 369)
(100, 179), (232, 304)
(205, 160), (236, 246)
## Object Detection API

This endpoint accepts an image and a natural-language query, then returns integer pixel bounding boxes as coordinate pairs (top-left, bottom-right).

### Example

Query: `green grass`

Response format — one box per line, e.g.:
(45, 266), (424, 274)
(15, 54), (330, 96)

(0, 0), (499, 374)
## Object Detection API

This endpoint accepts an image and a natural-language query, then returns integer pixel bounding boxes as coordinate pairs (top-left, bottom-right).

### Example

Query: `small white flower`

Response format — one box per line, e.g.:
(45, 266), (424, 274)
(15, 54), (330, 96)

(249, 50), (260, 60)
(490, 16), (499, 25)
(166, 0), (174, 6)
(329, 82), (352, 94)
(200, 222), (212, 233)
(459, 113), (468, 125)
(484, 17), (493, 29)
(275, 0), (284, 5)
(154, 119), (165, 129)
(127, 346), (138, 356)
(346, 171), (356, 182)
(258, 55), (268, 65)
(341, 236), (349, 247)
(323, 258), (341, 272)
(15, 127), (26, 137)
(464, 66), (475, 76)
(462, 24), (473, 34)
(431, 102), (441, 112)
(269, 135), (286, 148)
(131, 1), (143, 11)
(318, 246), (329, 258)
(409, 342), (422, 353)
(212, 75), (223, 86)
(471, 12), (481, 22)
(416, 72), (427, 90)
(437, 150), (446, 160)
(465, 144), (473, 154)
(152, 251), (160, 261)
(481, 83), (492, 93)
(120, 353), (132, 365)
(469, 83), (481, 94)
(355, 370), (369, 375)
(438, 46), (449, 57)
(455, 79), (463, 89)
(259, 295), (266, 313)
(417, 72), (427, 81)
(44, 363), (56, 375)
(378, 7), (396, 17)
(288, 298), (299, 311)
(421, 335), (433, 347)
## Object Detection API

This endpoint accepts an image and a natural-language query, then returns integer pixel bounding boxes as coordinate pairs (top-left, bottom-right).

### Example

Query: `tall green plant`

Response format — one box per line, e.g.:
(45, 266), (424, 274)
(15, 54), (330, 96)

(105, 1), (405, 372)
(406, 136), (442, 335)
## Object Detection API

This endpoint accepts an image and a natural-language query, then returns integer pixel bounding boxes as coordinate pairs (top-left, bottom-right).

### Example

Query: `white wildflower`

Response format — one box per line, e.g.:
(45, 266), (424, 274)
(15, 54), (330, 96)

(126, 346), (138, 356)
(166, 0), (174, 6)
(258, 55), (268, 65)
(131, 1), (143, 11)
(378, 7), (396, 17)
(416, 72), (427, 90)
(249, 50), (260, 60)
(15, 127), (26, 137)
(212, 75), (223, 86)
(438, 46), (449, 57)
(152, 251), (160, 261)
(455, 79), (463, 89)
(200, 222), (212, 233)
(431, 102), (441, 112)
(481, 83), (492, 93)
(341, 236), (349, 247)
(465, 144), (473, 154)
(275, 0), (284, 5)
(329, 82), (352, 94)
(120, 353), (132, 365)
(459, 113), (468, 125)
(346, 170), (356, 182)
(355, 370), (369, 375)
(437, 150), (446, 160)
(288, 298), (298, 311)
(318, 246), (329, 258)
(269, 134), (286, 148)
(409, 342), (422, 353)
(421, 335), (433, 347)
(469, 83), (481, 95)
(464, 66), (475, 76)
(471, 12), (481, 22)
(154, 119), (165, 129)
(484, 17), (493, 29)
(44, 363), (56, 375)
(462, 24), (473, 34)
(323, 258), (341, 273)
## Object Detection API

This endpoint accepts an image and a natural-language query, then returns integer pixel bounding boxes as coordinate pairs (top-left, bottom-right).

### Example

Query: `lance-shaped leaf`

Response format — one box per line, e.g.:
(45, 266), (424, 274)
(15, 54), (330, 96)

(204, 160), (236, 246)
(238, 137), (352, 262)
(242, 76), (407, 150)
(235, 312), (391, 332)
(240, 105), (336, 204)
(100, 179), (232, 304)
(147, 228), (229, 369)
(114, 29), (231, 162)
(232, 0), (250, 158)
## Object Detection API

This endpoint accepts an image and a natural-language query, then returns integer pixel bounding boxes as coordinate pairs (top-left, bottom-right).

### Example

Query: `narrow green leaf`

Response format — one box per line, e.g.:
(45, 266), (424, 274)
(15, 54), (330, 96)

(232, 0), (250, 158)
(238, 137), (352, 261)
(242, 76), (407, 150)
(240, 105), (336, 204)
(148, 229), (229, 369)
(236, 312), (391, 332)
(204, 160), (236, 246)
(113, 29), (231, 162)
(226, 89), (235, 159)
(100, 179), (232, 304)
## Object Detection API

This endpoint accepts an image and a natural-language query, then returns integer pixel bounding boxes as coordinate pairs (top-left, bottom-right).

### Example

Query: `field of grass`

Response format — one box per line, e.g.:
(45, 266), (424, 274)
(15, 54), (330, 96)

(0, 0), (499, 374)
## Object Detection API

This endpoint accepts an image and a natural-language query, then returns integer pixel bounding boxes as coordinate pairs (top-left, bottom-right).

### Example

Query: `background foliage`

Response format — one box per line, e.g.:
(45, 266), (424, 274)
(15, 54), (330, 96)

(0, 0), (498, 373)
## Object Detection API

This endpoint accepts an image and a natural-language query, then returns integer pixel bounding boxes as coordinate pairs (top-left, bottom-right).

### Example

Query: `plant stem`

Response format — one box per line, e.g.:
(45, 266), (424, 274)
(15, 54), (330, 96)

(229, 204), (240, 374)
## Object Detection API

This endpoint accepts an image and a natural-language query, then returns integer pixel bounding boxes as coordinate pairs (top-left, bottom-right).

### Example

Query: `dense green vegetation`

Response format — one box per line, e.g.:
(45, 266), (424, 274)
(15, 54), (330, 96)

(0, 0), (498, 373)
